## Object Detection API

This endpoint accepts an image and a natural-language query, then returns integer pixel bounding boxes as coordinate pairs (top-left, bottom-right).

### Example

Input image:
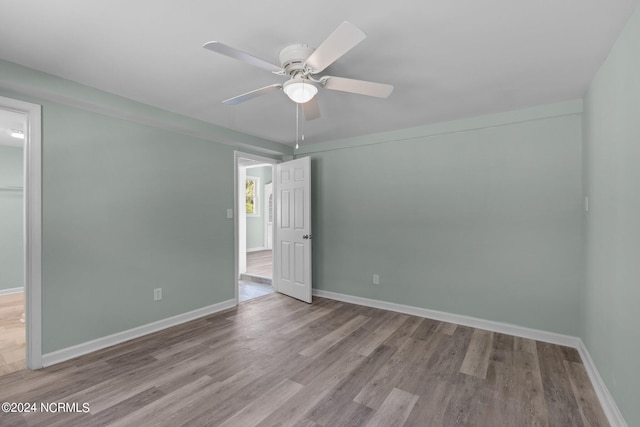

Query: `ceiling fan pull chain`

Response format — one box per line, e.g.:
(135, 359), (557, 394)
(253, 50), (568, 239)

(295, 103), (300, 149)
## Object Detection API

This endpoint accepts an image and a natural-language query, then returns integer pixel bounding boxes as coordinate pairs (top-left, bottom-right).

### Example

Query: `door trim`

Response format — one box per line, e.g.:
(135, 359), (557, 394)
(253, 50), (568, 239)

(234, 151), (279, 304)
(0, 95), (42, 369)
(264, 182), (273, 250)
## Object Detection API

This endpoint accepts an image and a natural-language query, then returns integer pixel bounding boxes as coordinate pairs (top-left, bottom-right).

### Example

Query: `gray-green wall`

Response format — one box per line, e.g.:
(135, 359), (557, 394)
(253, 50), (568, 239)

(246, 165), (272, 250)
(0, 145), (23, 291)
(303, 107), (584, 336)
(40, 104), (236, 352)
(583, 5), (640, 425)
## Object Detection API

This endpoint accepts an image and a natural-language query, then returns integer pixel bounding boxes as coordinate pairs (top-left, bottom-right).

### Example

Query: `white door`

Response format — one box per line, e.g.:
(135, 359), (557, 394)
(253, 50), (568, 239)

(274, 157), (312, 303)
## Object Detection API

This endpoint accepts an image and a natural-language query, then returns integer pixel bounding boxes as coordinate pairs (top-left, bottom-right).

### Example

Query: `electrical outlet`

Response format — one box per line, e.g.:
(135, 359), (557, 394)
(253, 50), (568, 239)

(227, 208), (233, 219)
(154, 288), (162, 301)
(373, 274), (380, 285)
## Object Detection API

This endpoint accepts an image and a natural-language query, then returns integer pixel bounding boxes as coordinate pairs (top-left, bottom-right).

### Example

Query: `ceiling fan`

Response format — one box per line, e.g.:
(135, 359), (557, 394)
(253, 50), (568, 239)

(203, 21), (394, 121)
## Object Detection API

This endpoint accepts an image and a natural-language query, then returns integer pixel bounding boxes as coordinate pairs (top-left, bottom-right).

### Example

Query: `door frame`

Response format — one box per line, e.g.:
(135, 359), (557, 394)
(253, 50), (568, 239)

(264, 182), (273, 250)
(0, 95), (42, 369)
(233, 151), (279, 305)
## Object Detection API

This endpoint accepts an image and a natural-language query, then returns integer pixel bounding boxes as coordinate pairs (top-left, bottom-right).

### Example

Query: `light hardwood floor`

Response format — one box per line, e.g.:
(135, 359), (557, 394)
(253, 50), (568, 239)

(0, 292), (25, 376)
(0, 294), (609, 426)
(239, 280), (274, 302)
(240, 250), (274, 302)
(246, 250), (272, 279)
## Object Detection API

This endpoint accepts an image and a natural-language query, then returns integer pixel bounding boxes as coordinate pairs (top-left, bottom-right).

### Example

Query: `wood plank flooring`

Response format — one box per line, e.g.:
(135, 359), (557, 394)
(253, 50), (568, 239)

(0, 294), (609, 426)
(0, 292), (25, 376)
(239, 280), (274, 302)
(240, 250), (274, 302)
(246, 250), (272, 278)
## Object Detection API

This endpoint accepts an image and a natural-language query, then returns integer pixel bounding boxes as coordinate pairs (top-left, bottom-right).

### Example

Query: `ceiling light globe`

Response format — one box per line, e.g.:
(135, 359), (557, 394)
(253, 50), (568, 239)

(10, 130), (25, 139)
(283, 79), (318, 104)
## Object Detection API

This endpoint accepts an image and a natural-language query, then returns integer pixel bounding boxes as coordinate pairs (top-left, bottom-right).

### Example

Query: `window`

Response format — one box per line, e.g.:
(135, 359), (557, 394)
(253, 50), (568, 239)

(246, 176), (260, 217)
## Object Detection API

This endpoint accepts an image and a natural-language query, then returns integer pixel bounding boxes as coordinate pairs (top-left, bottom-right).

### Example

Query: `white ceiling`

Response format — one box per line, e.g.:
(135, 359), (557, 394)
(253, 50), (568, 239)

(0, 0), (637, 147)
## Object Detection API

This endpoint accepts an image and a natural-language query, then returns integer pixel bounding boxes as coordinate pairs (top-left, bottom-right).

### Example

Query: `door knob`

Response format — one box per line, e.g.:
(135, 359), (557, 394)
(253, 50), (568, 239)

(303, 234), (312, 240)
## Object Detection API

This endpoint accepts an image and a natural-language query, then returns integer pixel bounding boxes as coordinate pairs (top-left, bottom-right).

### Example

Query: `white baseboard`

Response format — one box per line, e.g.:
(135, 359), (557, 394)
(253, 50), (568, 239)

(312, 289), (626, 427)
(313, 289), (579, 347)
(247, 247), (268, 252)
(41, 299), (236, 368)
(576, 339), (628, 427)
(0, 287), (24, 296)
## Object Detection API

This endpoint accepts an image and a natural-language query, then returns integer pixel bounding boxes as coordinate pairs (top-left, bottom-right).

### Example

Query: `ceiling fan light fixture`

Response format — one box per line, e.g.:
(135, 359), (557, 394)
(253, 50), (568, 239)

(10, 130), (25, 139)
(283, 78), (318, 104)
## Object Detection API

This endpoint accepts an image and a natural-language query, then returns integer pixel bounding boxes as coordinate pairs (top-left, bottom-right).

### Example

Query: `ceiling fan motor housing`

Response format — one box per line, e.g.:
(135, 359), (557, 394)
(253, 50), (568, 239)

(279, 44), (315, 75)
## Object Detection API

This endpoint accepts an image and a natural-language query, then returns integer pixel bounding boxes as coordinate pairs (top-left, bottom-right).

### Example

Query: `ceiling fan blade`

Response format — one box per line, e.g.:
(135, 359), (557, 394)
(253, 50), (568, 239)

(323, 76), (394, 98)
(223, 84), (282, 105)
(302, 97), (321, 121)
(203, 41), (282, 73)
(304, 21), (367, 74)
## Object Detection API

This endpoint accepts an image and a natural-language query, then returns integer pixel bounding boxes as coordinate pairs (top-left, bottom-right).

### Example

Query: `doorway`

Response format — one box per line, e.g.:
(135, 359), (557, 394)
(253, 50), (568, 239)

(0, 109), (25, 375)
(0, 96), (42, 371)
(235, 153), (313, 304)
(235, 152), (278, 303)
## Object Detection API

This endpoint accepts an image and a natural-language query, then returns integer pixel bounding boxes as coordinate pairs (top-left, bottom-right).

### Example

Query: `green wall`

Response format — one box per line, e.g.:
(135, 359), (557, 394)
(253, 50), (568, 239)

(40, 104), (236, 352)
(583, 5), (640, 425)
(0, 59), (290, 353)
(303, 105), (584, 336)
(0, 145), (23, 291)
